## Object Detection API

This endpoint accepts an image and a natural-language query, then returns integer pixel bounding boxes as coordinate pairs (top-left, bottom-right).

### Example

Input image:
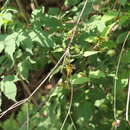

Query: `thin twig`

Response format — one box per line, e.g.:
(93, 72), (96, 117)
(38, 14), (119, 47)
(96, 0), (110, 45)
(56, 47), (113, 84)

(126, 77), (130, 123)
(20, 84), (58, 129)
(60, 0), (88, 129)
(15, 0), (30, 24)
(33, 0), (38, 8)
(113, 31), (130, 120)
(26, 102), (29, 130)
(69, 114), (77, 130)
(20, 80), (38, 106)
(0, 0), (87, 120)
(1, 0), (10, 10)
(60, 82), (73, 130)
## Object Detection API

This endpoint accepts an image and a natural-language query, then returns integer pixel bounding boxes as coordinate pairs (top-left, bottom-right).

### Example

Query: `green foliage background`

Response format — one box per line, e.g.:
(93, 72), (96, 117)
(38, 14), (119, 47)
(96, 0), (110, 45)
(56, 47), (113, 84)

(0, 0), (130, 129)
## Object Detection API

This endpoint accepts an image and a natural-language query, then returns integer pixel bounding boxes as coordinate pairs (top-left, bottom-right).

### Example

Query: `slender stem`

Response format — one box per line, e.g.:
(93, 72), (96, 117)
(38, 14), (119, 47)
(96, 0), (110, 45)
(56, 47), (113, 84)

(1, 0), (10, 10)
(20, 80), (38, 106)
(15, 0), (30, 24)
(33, 0), (38, 8)
(126, 77), (130, 122)
(0, 0), (87, 120)
(60, 83), (73, 130)
(113, 31), (130, 120)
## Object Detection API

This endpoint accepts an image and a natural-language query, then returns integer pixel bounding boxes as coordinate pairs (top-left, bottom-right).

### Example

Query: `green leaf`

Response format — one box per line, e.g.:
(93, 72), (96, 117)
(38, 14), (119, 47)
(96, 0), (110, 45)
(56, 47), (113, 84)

(89, 70), (105, 79)
(29, 31), (56, 48)
(70, 73), (89, 85)
(74, 101), (94, 123)
(94, 99), (105, 107)
(1, 80), (17, 101)
(3, 33), (18, 60)
(48, 8), (60, 15)
(120, 0), (127, 5)
(116, 31), (130, 44)
(121, 51), (130, 63)
(21, 38), (33, 54)
(3, 118), (18, 130)
(83, 51), (99, 57)
(17, 58), (32, 80)
(96, 21), (106, 32)
(42, 16), (60, 29)
(65, 0), (80, 6)
(4, 75), (19, 82)
(85, 36), (97, 43)
(4, 39), (15, 59)
(0, 43), (4, 53)
(0, 67), (4, 75)
(16, 32), (26, 47)
(0, 34), (6, 52)
(0, 12), (13, 28)
(0, 93), (1, 112)
(101, 11), (118, 22)
(119, 15), (129, 26)
(3, 13), (13, 23)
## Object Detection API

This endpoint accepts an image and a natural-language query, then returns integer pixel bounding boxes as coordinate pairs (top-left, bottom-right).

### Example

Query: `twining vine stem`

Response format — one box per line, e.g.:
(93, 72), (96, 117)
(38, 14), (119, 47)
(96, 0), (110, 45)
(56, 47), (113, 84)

(0, 0), (88, 119)
(60, 0), (88, 129)
(126, 77), (130, 123)
(114, 31), (130, 120)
